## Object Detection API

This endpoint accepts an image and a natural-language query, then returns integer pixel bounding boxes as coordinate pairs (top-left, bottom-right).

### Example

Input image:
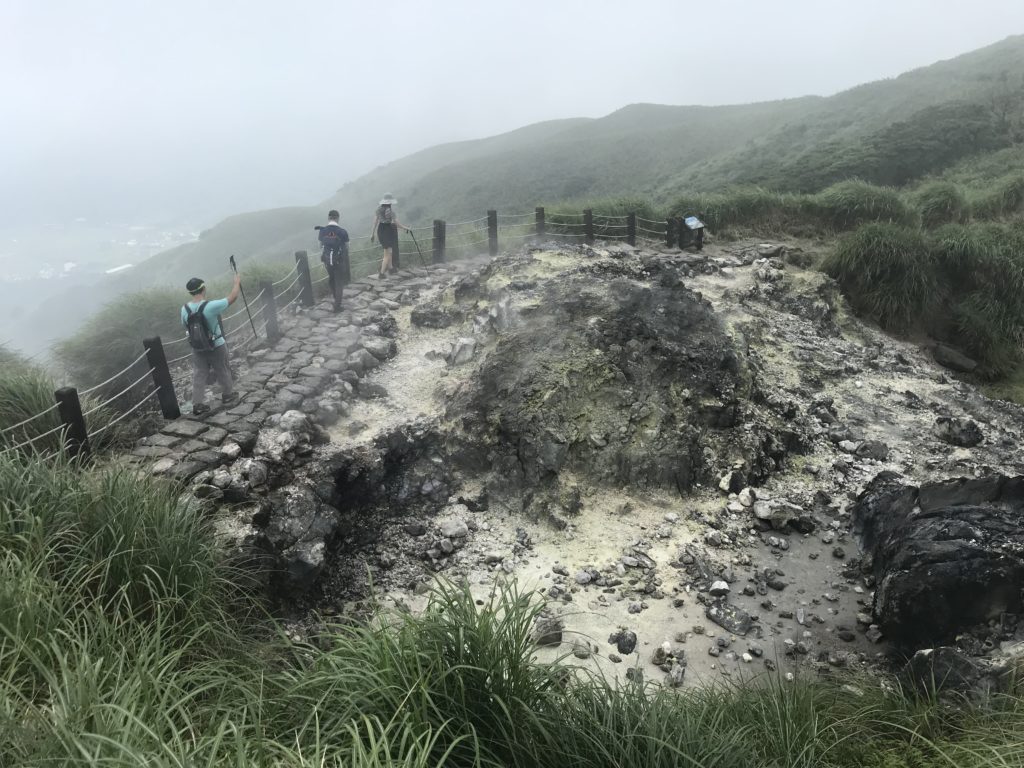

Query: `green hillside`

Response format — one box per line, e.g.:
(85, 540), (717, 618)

(134, 34), (1023, 282)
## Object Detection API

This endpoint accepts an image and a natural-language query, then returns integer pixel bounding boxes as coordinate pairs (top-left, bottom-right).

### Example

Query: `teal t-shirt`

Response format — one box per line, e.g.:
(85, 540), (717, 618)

(180, 298), (229, 348)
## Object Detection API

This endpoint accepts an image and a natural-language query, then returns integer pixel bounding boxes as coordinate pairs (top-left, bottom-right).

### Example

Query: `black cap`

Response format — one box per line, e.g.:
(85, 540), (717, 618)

(328, 209), (340, 220)
(186, 277), (205, 294)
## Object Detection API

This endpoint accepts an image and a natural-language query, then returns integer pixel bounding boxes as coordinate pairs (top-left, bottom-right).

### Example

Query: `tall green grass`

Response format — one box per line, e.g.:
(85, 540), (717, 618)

(971, 175), (1024, 220)
(0, 353), (122, 456)
(2, 447), (1022, 767)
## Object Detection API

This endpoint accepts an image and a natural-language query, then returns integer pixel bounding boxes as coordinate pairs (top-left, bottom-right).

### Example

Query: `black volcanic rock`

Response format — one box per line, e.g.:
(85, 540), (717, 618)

(853, 473), (1024, 649)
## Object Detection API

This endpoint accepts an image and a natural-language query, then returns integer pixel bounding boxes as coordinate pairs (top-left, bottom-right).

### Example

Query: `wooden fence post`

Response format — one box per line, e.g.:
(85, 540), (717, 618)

(535, 207), (545, 239)
(143, 337), (181, 420)
(666, 217), (676, 248)
(626, 213), (637, 246)
(294, 251), (314, 307)
(432, 220), (446, 264)
(260, 281), (281, 342)
(487, 210), (498, 257)
(583, 209), (594, 244)
(54, 387), (89, 458)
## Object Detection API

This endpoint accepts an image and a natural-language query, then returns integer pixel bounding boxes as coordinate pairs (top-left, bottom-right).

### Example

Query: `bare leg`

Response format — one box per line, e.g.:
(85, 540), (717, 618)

(380, 247), (392, 276)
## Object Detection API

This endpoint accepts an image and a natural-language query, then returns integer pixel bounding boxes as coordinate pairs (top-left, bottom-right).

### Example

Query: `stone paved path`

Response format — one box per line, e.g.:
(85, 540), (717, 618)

(131, 257), (490, 480)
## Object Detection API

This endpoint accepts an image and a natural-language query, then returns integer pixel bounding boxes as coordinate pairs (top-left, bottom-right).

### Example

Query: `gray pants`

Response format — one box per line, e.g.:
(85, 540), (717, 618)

(191, 345), (233, 405)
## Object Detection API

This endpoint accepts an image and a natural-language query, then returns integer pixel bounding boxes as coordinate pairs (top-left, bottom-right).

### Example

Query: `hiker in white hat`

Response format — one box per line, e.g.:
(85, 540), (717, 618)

(370, 193), (408, 279)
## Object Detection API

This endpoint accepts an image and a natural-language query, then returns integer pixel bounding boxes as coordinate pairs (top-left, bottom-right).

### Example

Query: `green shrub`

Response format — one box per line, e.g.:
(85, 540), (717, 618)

(813, 180), (916, 231)
(971, 175), (1024, 220)
(823, 224), (937, 329)
(913, 181), (970, 227)
(930, 223), (1024, 375)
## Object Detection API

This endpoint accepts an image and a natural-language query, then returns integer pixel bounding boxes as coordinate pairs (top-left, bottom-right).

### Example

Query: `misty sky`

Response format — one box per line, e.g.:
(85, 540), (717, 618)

(2, 0), (1022, 229)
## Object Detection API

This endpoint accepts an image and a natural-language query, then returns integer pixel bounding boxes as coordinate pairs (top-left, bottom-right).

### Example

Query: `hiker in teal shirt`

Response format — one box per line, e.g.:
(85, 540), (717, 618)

(181, 275), (241, 415)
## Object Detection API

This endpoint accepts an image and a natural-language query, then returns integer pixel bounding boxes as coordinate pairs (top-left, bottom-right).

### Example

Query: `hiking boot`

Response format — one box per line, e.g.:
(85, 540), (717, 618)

(193, 403), (210, 416)
(222, 392), (240, 407)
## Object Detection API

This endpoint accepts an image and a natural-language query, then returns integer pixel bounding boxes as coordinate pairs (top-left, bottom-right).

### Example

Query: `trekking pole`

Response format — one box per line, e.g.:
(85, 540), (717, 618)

(407, 230), (428, 267)
(229, 255), (259, 340)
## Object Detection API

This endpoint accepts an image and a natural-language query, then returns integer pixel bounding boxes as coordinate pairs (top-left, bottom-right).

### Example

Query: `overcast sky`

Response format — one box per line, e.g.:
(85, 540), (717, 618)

(1, 0), (1022, 229)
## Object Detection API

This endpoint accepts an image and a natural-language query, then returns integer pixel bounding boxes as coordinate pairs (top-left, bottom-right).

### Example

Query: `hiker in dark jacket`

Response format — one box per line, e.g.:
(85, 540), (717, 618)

(180, 274), (241, 415)
(318, 209), (350, 312)
(370, 193), (408, 279)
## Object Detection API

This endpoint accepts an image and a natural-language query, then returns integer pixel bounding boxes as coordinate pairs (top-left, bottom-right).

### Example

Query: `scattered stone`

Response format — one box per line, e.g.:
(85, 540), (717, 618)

(931, 344), (977, 373)
(933, 417), (983, 448)
(533, 616), (563, 647)
(609, 629), (638, 655)
(705, 602), (754, 636)
(448, 337), (478, 366)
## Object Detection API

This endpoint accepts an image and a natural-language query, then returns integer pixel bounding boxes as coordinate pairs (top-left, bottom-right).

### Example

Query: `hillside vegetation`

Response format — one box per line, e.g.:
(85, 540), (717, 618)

(118, 35), (1024, 282)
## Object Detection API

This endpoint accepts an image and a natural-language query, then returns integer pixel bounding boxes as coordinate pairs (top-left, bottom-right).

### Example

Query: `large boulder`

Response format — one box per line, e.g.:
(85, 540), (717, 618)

(263, 483), (341, 595)
(853, 472), (1024, 649)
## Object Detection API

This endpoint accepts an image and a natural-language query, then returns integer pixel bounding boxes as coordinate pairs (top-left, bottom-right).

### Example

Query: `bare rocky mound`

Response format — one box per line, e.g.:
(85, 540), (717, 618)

(443, 253), (809, 527)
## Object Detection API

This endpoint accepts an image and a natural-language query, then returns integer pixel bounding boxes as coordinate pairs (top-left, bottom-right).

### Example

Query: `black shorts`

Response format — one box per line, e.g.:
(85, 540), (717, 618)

(377, 223), (397, 249)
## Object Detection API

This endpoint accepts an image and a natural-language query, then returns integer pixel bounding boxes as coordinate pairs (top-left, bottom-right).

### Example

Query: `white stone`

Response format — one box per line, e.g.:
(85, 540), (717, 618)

(438, 517), (469, 538)
(709, 580), (730, 597)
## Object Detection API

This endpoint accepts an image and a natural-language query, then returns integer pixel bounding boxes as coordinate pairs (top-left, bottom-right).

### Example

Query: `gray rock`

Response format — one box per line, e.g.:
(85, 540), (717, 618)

(932, 343), (978, 373)
(933, 417), (983, 448)
(855, 440), (889, 461)
(610, 629), (638, 655)
(533, 616), (563, 647)
(853, 472), (1024, 649)
(279, 410), (311, 434)
(705, 602), (754, 636)
(161, 419), (209, 439)
(362, 337), (396, 361)
(448, 337), (477, 366)
(438, 517), (469, 539)
(709, 580), (730, 597)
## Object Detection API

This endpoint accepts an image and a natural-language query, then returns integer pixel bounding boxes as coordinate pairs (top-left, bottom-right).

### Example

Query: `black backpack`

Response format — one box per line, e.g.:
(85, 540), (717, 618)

(184, 302), (215, 351)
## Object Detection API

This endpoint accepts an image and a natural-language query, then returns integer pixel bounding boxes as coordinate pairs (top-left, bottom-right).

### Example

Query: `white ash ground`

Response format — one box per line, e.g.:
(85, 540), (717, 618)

(313, 239), (1024, 688)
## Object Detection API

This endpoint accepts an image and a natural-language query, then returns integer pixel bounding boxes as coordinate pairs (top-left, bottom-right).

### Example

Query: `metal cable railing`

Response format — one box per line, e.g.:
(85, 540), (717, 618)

(78, 348), (151, 397)
(81, 366), (156, 419)
(0, 423), (67, 457)
(0, 403), (60, 436)
(88, 388), (160, 440)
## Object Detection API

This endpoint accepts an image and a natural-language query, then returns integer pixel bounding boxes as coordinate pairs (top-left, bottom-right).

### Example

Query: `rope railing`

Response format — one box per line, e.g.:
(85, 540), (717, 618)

(0, 403), (60, 436)
(78, 348), (151, 397)
(88, 388), (161, 440)
(0, 423), (67, 457)
(81, 367), (156, 419)
(275, 273), (302, 303)
(272, 265), (299, 287)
